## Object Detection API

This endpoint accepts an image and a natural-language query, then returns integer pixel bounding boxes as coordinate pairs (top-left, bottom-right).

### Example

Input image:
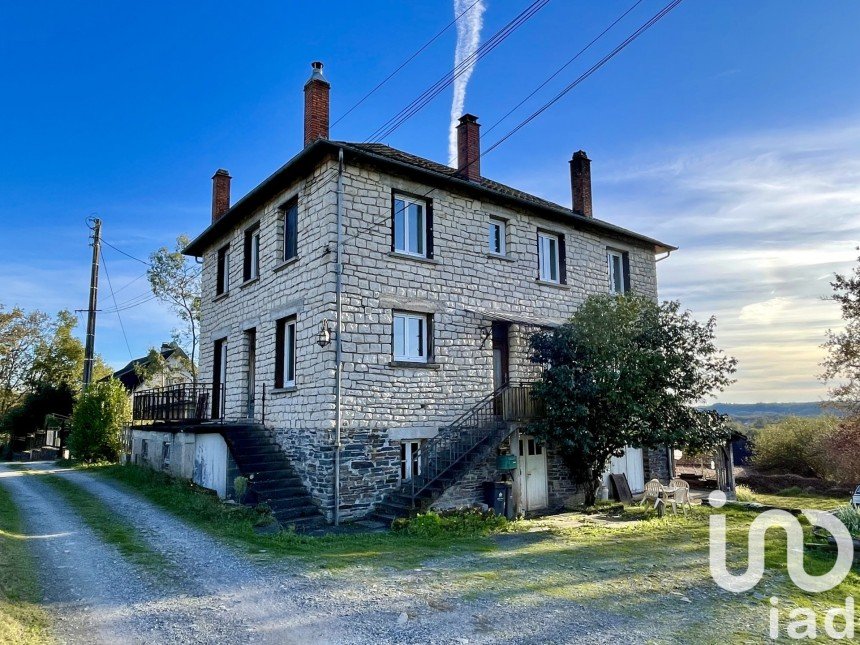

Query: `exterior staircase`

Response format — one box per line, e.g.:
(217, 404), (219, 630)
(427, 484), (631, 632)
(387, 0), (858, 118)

(220, 424), (326, 530)
(372, 384), (537, 524)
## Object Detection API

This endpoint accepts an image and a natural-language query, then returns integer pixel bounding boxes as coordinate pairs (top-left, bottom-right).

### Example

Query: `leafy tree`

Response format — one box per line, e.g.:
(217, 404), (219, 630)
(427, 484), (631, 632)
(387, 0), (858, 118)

(68, 379), (130, 462)
(0, 383), (76, 442)
(0, 305), (49, 415)
(527, 294), (737, 506)
(823, 256), (860, 413)
(148, 235), (201, 380)
(132, 345), (189, 387)
(28, 310), (84, 389)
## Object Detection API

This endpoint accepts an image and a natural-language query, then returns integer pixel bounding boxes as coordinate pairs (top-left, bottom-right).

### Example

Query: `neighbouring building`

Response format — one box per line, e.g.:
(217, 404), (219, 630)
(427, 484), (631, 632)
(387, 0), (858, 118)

(129, 62), (675, 526)
(106, 342), (192, 396)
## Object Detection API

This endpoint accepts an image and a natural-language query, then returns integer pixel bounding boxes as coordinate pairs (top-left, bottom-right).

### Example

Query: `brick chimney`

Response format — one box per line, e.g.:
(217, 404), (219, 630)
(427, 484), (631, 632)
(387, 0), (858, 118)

(304, 61), (330, 146)
(211, 169), (231, 223)
(456, 114), (481, 181)
(570, 150), (592, 218)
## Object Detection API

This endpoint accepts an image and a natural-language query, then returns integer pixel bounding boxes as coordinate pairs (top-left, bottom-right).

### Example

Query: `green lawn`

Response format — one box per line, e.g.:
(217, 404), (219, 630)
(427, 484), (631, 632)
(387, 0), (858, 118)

(0, 482), (52, 644)
(735, 485), (849, 511)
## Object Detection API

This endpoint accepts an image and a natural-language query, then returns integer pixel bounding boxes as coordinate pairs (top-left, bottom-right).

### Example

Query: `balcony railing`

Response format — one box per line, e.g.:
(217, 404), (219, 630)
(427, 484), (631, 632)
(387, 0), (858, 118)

(132, 382), (224, 423)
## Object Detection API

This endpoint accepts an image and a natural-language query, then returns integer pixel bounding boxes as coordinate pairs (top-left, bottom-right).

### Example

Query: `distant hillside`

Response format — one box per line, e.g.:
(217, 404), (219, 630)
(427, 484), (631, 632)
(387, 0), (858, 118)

(707, 402), (839, 424)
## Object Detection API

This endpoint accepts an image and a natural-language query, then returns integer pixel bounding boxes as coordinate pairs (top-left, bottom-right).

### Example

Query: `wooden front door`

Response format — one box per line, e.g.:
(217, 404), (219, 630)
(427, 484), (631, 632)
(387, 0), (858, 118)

(517, 434), (548, 511)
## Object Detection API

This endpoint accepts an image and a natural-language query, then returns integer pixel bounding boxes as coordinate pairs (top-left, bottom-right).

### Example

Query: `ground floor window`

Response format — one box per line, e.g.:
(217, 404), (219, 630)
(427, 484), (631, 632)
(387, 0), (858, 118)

(400, 440), (423, 481)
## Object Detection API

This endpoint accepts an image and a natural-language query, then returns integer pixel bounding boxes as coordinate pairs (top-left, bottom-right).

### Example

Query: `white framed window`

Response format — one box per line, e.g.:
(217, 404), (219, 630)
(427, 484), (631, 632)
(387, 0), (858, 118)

(488, 218), (506, 255)
(393, 312), (429, 363)
(608, 250), (626, 294)
(393, 194), (428, 257)
(538, 232), (560, 283)
(276, 317), (296, 388)
(400, 440), (423, 481)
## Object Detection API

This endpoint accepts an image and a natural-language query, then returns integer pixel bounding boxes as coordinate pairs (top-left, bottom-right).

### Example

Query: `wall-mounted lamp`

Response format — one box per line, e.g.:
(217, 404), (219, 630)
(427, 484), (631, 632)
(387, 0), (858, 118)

(317, 318), (332, 348)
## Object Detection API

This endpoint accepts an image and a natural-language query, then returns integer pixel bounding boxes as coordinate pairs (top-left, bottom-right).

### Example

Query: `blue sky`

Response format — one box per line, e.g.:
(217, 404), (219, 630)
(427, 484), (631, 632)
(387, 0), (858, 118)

(2, 1), (859, 402)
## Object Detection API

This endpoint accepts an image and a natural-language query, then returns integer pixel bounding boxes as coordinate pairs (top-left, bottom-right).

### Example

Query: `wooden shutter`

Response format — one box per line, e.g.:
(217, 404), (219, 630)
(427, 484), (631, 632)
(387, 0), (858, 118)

(274, 319), (285, 388)
(622, 252), (631, 293)
(559, 234), (567, 285)
(425, 199), (434, 259)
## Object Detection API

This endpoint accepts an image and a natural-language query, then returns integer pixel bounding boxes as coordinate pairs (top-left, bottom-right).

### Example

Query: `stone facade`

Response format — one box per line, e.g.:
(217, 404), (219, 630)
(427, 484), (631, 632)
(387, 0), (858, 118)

(194, 151), (662, 522)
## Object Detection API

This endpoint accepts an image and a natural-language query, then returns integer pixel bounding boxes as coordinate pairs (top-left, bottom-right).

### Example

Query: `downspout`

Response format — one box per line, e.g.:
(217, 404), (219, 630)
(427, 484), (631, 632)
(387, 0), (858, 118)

(334, 149), (344, 526)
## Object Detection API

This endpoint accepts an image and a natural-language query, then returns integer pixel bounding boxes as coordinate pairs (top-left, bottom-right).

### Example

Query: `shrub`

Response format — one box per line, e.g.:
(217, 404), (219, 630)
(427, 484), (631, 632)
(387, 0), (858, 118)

(392, 508), (508, 537)
(821, 420), (860, 485)
(735, 484), (758, 502)
(833, 506), (860, 538)
(68, 379), (130, 462)
(751, 416), (838, 478)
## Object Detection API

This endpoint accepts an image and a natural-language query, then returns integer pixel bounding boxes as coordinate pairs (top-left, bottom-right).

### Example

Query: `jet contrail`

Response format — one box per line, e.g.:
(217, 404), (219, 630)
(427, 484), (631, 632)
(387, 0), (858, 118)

(449, 0), (486, 167)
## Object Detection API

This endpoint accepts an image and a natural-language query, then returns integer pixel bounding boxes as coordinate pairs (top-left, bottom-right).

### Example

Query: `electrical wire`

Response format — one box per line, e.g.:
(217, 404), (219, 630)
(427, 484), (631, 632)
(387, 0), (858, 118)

(365, 0), (551, 143)
(101, 239), (151, 266)
(331, 0), (484, 129)
(99, 249), (134, 359)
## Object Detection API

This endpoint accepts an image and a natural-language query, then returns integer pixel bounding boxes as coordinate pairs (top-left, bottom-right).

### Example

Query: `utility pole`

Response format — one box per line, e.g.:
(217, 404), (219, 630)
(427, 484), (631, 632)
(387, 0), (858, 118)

(82, 217), (101, 387)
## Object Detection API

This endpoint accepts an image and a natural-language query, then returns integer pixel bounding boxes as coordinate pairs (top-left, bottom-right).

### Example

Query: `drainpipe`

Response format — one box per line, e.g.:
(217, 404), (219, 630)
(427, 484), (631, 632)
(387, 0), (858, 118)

(334, 149), (344, 526)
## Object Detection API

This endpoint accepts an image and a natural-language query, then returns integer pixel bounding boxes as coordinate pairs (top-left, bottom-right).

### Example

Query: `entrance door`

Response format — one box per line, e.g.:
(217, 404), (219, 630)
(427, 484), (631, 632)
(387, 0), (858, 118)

(212, 339), (227, 418)
(517, 434), (548, 511)
(245, 329), (256, 418)
(491, 322), (510, 391)
(606, 446), (645, 494)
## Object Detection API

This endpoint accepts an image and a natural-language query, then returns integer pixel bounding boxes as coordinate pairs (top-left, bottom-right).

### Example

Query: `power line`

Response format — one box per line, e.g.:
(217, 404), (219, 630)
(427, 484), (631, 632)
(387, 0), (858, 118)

(366, 0), (551, 143)
(331, 0), (484, 130)
(483, 0), (645, 136)
(343, 0), (685, 245)
(101, 239), (151, 266)
(483, 0), (685, 156)
(99, 249), (134, 360)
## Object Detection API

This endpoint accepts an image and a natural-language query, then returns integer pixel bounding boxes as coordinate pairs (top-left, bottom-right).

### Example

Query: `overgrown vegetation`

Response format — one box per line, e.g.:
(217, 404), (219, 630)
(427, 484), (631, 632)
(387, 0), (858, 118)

(67, 379), (130, 462)
(0, 484), (52, 644)
(833, 506), (860, 538)
(391, 509), (508, 537)
(528, 294), (736, 505)
(39, 475), (167, 575)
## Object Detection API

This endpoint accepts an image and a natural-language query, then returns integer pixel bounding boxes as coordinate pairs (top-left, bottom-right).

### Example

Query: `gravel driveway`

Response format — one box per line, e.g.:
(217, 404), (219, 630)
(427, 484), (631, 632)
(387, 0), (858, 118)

(1, 463), (677, 644)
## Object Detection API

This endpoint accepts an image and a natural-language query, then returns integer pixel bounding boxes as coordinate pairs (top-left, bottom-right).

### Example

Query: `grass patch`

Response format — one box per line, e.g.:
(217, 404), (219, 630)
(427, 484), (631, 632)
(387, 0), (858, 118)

(0, 484), (52, 644)
(732, 485), (845, 511)
(39, 475), (168, 576)
(91, 464), (497, 569)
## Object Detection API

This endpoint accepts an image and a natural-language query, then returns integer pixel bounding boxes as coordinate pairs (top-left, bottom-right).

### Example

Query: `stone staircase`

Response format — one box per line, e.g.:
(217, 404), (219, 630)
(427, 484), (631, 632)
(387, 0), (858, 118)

(372, 384), (537, 524)
(220, 424), (325, 530)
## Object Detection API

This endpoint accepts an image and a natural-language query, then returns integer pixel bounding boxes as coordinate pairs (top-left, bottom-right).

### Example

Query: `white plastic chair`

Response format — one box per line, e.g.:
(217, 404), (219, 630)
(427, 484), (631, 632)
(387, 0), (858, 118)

(640, 479), (665, 509)
(670, 478), (692, 516)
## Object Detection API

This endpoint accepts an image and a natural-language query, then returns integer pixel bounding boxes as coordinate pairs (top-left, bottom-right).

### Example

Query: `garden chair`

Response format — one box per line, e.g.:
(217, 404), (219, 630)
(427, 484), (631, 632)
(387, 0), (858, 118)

(640, 479), (665, 509)
(670, 478), (692, 516)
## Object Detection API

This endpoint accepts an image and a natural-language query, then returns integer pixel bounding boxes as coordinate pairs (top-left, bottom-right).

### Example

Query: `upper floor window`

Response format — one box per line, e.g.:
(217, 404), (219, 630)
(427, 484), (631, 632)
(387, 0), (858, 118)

(488, 218), (506, 255)
(393, 312), (430, 363)
(243, 224), (260, 282)
(538, 232), (565, 284)
(275, 316), (297, 388)
(216, 245), (230, 295)
(392, 193), (432, 258)
(608, 249), (630, 294)
(282, 199), (298, 262)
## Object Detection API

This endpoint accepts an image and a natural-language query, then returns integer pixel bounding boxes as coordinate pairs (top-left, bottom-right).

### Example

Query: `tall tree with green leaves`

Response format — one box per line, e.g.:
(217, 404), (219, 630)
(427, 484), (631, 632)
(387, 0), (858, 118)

(0, 305), (49, 415)
(823, 256), (860, 414)
(148, 235), (200, 380)
(527, 294), (737, 506)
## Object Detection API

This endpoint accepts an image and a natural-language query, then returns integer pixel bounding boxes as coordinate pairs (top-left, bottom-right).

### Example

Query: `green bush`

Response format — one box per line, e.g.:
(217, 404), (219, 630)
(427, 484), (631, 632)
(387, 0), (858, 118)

(392, 508), (508, 537)
(751, 416), (838, 478)
(68, 379), (130, 462)
(833, 506), (860, 538)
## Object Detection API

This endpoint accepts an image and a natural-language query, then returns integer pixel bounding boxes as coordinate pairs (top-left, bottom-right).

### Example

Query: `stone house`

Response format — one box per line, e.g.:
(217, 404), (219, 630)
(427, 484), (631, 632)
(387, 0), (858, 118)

(134, 62), (675, 526)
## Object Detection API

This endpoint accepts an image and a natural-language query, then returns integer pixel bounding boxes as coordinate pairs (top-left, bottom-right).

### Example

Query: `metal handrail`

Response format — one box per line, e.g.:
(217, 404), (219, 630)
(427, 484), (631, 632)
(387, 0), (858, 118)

(409, 384), (539, 505)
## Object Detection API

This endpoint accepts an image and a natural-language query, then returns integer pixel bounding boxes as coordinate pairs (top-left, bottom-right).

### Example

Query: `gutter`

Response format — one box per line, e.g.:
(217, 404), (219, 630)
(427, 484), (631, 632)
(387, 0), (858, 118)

(334, 148), (344, 526)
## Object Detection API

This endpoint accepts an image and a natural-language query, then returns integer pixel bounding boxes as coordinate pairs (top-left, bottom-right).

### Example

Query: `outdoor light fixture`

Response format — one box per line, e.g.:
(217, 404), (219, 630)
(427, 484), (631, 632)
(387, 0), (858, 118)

(317, 318), (332, 348)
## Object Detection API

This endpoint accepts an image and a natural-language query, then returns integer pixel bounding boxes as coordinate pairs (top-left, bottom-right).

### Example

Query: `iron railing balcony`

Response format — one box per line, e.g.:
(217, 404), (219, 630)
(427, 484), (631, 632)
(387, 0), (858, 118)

(132, 382), (224, 423)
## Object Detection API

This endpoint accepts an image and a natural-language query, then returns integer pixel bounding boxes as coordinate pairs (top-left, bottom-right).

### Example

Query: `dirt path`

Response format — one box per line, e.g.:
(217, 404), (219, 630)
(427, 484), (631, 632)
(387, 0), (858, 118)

(1, 462), (674, 644)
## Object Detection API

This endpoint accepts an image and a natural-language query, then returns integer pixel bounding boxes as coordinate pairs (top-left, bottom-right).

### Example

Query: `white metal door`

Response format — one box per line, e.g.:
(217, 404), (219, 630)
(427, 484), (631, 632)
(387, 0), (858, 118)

(517, 434), (548, 511)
